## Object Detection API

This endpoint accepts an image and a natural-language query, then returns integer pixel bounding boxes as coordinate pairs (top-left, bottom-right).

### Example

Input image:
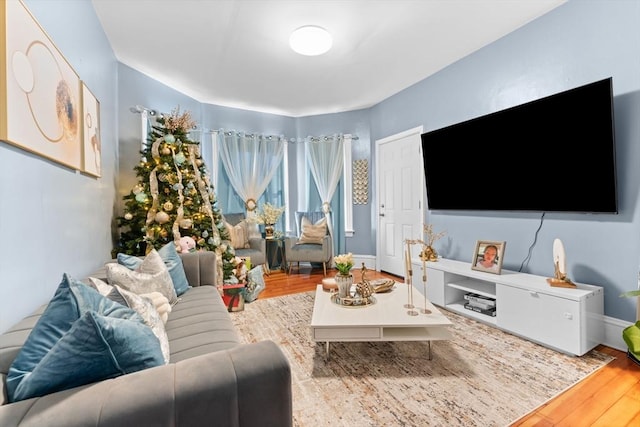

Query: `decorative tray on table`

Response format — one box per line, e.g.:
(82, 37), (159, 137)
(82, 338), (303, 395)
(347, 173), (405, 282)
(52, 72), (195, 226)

(331, 292), (376, 308)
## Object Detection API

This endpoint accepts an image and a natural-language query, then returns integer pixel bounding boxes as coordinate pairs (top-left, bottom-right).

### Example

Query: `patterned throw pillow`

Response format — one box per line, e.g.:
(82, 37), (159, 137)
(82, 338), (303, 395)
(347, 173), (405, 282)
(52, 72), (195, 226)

(117, 242), (190, 296)
(225, 220), (250, 249)
(88, 277), (170, 364)
(297, 216), (327, 244)
(107, 249), (178, 305)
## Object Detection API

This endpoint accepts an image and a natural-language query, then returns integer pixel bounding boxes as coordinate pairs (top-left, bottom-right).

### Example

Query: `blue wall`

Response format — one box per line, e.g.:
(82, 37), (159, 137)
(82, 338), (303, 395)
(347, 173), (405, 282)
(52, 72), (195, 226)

(1, 0), (638, 334)
(371, 0), (640, 322)
(0, 0), (118, 332)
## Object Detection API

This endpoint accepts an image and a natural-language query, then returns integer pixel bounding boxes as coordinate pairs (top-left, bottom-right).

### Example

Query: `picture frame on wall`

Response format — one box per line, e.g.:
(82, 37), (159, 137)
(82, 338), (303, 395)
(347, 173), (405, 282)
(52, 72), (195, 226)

(1, 0), (82, 170)
(81, 82), (101, 177)
(471, 240), (506, 274)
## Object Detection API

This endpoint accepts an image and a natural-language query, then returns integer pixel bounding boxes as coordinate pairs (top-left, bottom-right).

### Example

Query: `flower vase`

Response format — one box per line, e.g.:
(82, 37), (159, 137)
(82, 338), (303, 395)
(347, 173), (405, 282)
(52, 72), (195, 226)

(335, 273), (353, 299)
(265, 224), (275, 239)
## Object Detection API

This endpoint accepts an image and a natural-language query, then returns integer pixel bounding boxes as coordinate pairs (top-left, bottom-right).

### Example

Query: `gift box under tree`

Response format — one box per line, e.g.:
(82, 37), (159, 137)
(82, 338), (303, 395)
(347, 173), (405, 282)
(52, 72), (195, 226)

(222, 283), (245, 312)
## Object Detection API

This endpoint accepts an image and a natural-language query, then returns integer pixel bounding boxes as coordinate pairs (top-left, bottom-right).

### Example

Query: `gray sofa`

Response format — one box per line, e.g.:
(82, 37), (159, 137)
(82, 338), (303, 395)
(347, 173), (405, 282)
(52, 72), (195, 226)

(0, 251), (292, 427)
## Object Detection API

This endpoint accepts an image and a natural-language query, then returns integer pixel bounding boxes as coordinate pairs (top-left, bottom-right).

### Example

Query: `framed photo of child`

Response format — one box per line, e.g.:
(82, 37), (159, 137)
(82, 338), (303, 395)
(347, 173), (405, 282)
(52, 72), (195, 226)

(471, 240), (506, 274)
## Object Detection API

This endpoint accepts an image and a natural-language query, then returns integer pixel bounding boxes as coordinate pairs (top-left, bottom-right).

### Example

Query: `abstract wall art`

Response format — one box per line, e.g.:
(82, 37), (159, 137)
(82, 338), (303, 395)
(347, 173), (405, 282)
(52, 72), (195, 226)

(1, 0), (82, 170)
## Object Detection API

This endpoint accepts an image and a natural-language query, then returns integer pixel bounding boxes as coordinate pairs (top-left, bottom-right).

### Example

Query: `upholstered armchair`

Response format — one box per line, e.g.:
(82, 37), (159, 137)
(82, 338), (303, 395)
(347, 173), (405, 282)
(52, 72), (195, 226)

(285, 211), (333, 276)
(223, 213), (268, 273)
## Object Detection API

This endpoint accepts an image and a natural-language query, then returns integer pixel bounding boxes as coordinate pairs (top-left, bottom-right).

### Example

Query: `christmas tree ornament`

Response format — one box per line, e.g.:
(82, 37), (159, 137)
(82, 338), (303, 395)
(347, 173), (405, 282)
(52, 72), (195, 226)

(174, 152), (186, 165)
(135, 192), (148, 203)
(163, 201), (174, 211)
(164, 134), (176, 143)
(161, 147), (171, 156)
(202, 230), (209, 238)
(132, 184), (144, 194)
(124, 212), (133, 220)
(155, 211), (170, 224)
(179, 218), (193, 229)
(196, 159), (203, 166)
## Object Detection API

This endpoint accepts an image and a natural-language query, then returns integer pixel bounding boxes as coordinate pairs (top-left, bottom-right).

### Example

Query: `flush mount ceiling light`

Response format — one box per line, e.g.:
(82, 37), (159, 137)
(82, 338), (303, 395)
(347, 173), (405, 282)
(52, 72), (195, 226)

(289, 25), (332, 56)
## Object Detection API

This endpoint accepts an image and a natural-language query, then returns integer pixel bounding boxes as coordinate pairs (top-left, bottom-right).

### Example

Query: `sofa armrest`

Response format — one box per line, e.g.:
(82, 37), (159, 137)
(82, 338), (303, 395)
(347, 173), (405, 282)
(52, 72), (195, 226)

(179, 251), (216, 287)
(321, 235), (332, 259)
(0, 340), (292, 427)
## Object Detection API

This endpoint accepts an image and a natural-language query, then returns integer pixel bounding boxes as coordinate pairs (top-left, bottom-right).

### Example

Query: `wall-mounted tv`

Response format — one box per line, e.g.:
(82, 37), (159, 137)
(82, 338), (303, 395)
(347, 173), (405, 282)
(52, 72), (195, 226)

(421, 77), (617, 213)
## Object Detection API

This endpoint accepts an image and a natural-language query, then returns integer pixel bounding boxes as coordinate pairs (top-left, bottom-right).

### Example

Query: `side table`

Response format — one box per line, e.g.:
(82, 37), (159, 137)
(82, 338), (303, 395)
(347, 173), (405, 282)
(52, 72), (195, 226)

(266, 237), (286, 272)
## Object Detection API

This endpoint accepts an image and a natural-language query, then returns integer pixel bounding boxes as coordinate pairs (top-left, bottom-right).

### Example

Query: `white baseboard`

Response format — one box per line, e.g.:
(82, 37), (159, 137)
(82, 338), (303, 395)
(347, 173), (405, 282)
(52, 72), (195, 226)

(352, 254), (377, 272)
(603, 315), (633, 352)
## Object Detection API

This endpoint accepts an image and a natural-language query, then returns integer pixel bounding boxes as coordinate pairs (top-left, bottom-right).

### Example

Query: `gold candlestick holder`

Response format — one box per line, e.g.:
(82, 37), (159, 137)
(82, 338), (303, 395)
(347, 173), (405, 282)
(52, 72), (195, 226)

(420, 249), (431, 314)
(405, 224), (445, 316)
(404, 241), (418, 316)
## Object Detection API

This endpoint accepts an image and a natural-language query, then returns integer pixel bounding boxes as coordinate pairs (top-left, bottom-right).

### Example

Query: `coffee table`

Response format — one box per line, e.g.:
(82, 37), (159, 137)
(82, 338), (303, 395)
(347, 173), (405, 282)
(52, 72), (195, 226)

(310, 283), (453, 359)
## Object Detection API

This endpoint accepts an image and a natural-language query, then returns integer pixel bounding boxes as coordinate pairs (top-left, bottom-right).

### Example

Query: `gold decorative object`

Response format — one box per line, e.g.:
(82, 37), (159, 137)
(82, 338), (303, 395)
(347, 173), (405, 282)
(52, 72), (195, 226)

(370, 279), (395, 293)
(244, 198), (257, 211)
(547, 238), (577, 288)
(163, 106), (196, 132)
(404, 225), (445, 315)
(404, 242), (418, 316)
(356, 281), (373, 299)
(264, 224), (275, 239)
(421, 224), (447, 262)
(352, 159), (368, 205)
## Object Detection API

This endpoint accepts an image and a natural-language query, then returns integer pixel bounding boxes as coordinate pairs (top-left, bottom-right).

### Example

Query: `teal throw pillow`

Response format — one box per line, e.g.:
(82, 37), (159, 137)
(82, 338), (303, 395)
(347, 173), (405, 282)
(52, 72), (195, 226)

(6, 274), (160, 402)
(117, 242), (190, 296)
(9, 311), (163, 402)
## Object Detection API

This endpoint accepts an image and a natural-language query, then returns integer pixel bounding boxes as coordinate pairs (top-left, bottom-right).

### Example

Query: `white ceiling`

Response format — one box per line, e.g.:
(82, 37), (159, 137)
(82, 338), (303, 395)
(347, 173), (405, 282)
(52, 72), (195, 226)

(92, 0), (566, 118)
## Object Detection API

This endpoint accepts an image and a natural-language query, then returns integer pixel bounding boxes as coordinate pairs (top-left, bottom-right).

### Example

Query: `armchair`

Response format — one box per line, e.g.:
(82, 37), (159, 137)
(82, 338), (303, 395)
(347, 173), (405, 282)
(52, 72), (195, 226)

(285, 211), (333, 276)
(223, 213), (268, 274)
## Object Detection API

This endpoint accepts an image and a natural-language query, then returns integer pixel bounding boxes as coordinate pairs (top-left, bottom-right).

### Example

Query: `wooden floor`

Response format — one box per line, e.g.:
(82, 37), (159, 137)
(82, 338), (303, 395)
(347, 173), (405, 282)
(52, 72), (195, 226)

(262, 265), (640, 427)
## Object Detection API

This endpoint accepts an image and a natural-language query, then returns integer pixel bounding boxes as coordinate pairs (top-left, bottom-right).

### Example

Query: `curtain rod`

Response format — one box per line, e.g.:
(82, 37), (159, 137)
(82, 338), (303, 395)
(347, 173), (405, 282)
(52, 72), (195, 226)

(131, 118), (359, 142)
(129, 105), (157, 116)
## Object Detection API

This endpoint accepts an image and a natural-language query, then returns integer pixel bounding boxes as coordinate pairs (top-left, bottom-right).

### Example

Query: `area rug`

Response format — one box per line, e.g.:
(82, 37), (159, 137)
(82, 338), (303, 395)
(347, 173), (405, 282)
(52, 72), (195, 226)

(231, 291), (613, 427)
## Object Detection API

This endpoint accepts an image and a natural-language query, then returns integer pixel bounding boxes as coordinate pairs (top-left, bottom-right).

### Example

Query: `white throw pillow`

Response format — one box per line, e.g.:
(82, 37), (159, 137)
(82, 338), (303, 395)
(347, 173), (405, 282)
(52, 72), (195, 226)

(297, 216), (327, 244)
(225, 220), (250, 249)
(105, 249), (178, 305)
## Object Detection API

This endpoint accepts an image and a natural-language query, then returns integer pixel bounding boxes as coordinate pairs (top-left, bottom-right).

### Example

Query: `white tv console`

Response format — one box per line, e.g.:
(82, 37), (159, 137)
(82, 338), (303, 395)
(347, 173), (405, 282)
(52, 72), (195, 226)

(416, 258), (604, 356)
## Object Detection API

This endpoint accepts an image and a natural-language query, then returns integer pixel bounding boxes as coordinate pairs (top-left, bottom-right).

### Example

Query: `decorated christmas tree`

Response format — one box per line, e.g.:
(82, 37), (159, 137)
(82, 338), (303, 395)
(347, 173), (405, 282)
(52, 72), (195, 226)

(113, 107), (235, 284)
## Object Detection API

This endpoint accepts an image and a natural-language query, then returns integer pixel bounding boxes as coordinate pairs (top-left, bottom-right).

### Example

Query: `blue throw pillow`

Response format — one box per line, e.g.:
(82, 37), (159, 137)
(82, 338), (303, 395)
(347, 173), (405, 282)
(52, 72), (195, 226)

(9, 311), (164, 402)
(117, 242), (190, 296)
(6, 274), (158, 402)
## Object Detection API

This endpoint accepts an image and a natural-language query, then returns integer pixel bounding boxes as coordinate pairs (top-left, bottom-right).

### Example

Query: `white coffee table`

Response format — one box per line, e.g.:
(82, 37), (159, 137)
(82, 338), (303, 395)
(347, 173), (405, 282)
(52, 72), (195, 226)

(310, 283), (453, 359)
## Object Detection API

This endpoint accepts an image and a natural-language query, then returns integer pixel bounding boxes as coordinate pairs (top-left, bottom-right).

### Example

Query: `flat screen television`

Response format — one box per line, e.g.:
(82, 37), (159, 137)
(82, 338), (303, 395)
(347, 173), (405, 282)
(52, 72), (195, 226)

(421, 77), (617, 213)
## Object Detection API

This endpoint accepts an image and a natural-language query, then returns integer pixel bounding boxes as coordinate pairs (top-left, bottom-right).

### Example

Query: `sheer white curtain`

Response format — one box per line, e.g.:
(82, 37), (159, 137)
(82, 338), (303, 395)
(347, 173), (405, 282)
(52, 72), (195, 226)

(306, 135), (344, 256)
(218, 131), (285, 234)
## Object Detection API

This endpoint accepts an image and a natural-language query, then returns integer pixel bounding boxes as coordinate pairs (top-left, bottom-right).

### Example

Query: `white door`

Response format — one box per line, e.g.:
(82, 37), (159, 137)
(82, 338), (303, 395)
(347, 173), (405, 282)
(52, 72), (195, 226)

(376, 127), (424, 277)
